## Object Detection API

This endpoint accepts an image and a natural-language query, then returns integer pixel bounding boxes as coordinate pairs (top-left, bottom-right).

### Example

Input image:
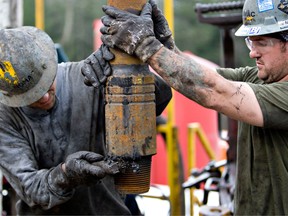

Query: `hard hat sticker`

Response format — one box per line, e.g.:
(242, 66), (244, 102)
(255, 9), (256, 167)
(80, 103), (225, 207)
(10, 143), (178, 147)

(279, 19), (288, 29)
(238, 26), (250, 35)
(248, 27), (261, 35)
(278, 0), (288, 14)
(243, 10), (256, 25)
(0, 61), (19, 85)
(258, 0), (274, 12)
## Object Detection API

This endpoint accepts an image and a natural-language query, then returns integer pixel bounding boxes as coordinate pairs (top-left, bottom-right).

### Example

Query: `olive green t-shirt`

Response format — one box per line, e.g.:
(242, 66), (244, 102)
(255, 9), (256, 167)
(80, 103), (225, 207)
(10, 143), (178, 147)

(217, 66), (288, 215)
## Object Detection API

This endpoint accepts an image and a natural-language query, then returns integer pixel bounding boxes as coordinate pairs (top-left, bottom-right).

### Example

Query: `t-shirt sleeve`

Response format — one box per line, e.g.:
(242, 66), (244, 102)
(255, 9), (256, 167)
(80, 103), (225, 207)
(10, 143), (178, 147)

(217, 66), (260, 83)
(249, 82), (288, 129)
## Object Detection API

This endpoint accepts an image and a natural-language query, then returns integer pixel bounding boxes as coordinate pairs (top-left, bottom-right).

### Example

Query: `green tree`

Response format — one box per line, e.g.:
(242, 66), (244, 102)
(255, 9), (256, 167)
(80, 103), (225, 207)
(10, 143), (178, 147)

(173, 0), (254, 67)
(24, 0), (106, 61)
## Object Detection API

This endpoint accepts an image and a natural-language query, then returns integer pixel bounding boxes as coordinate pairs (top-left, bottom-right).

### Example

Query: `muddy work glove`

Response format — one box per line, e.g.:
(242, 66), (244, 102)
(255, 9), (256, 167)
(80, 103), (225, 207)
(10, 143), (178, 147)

(81, 44), (114, 88)
(101, 3), (163, 62)
(49, 151), (117, 189)
(61, 151), (119, 187)
(149, 0), (175, 50)
(48, 151), (118, 194)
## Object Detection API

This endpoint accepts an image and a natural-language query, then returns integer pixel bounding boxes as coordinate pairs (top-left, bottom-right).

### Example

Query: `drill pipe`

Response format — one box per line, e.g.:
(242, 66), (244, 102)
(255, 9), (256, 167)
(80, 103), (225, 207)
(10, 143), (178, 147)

(105, 0), (156, 194)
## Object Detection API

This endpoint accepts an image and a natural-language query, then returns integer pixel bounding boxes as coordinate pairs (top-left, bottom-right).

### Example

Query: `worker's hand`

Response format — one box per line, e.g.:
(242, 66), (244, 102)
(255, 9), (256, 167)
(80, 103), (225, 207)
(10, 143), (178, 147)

(149, 0), (175, 50)
(62, 151), (119, 186)
(101, 3), (163, 62)
(81, 44), (114, 88)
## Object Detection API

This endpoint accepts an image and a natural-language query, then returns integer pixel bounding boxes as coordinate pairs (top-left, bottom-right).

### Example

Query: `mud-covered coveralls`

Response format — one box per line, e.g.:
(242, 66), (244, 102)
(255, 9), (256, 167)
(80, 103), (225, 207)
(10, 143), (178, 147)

(0, 27), (172, 215)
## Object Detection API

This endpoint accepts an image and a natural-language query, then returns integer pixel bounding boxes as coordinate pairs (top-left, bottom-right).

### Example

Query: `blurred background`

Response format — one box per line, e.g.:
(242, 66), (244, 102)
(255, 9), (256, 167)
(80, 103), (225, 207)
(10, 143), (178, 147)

(0, 1), (255, 215)
(22, 0), (254, 67)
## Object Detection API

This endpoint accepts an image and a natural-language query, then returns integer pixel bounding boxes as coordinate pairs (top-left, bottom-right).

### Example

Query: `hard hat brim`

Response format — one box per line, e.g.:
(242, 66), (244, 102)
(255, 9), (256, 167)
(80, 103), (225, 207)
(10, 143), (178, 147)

(235, 24), (285, 37)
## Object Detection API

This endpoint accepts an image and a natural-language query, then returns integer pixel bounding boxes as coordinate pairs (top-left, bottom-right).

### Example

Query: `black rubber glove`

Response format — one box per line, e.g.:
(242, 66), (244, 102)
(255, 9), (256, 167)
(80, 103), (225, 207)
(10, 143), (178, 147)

(101, 3), (163, 62)
(149, 0), (175, 50)
(81, 44), (114, 88)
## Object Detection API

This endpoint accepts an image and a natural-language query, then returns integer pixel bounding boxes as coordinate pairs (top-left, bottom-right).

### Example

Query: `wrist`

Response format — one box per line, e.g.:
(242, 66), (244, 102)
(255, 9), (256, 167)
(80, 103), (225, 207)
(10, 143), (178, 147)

(61, 163), (66, 173)
(135, 36), (163, 62)
(162, 37), (175, 51)
(47, 164), (74, 196)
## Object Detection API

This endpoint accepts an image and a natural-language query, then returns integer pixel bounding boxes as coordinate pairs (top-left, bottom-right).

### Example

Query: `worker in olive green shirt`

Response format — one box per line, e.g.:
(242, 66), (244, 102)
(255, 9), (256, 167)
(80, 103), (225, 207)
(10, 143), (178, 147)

(100, 0), (288, 214)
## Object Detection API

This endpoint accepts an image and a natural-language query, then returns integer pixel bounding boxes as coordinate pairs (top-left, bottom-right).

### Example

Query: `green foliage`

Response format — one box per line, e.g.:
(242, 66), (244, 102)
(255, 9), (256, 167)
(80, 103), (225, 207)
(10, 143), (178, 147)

(23, 0), (254, 67)
(24, 0), (106, 61)
(174, 2), (221, 65)
(173, 0), (254, 67)
(23, 0), (35, 25)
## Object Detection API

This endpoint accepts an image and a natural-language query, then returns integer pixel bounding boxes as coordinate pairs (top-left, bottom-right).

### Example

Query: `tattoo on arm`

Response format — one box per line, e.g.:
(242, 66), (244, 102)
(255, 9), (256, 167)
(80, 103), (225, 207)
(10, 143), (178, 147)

(149, 48), (212, 105)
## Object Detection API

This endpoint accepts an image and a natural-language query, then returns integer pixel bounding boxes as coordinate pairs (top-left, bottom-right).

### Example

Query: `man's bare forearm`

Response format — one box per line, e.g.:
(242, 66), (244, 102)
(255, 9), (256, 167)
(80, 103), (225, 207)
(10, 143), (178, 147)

(148, 47), (215, 107)
(147, 47), (264, 126)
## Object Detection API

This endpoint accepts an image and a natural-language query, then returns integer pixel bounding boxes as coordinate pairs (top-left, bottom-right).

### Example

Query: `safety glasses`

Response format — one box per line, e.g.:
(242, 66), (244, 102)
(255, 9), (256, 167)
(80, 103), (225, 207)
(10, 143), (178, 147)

(245, 37), (282, 51)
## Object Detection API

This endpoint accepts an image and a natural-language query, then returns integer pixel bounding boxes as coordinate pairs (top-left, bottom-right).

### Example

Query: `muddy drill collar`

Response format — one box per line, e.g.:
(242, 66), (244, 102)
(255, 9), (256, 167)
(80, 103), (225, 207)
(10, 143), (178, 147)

(0, 26), (57, 107)
(104, 0), (157, 194)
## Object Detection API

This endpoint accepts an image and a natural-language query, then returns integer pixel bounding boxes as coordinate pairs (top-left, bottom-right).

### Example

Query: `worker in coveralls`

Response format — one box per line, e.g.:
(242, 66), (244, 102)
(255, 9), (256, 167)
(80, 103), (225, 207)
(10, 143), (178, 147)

(0, 23), (172, 215)
(101, 0), (288, 214)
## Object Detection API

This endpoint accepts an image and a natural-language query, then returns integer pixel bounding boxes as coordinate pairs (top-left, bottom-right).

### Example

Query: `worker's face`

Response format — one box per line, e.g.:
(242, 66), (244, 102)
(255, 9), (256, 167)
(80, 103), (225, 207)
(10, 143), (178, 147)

(247, 36), (288, 83)
(29, 80), (56, 110)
